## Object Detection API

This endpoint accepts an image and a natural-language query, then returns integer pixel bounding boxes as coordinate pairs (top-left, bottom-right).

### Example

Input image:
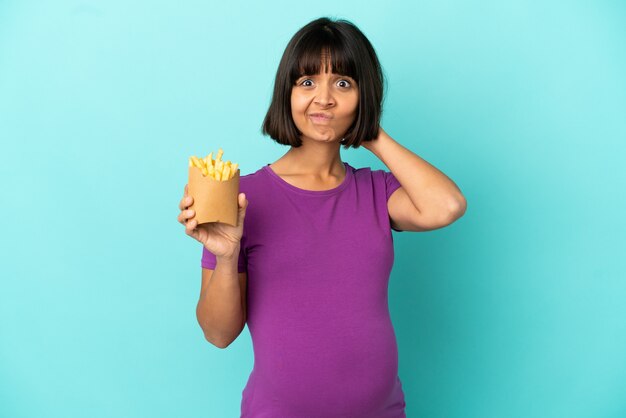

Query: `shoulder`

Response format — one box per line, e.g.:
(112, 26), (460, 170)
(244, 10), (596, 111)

(347, 163), (371, 177)
(238, 165), (268, 192)
(347, 163), (400, 202)
(347, 163), (388, 183)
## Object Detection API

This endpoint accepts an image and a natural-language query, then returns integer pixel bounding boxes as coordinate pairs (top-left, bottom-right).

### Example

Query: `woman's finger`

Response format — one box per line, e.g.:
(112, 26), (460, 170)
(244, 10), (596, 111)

(178, 209), (195, 224)
(185, 218), (198, 235)
(237, 193), (247, 223)
(179, 195), (193, 211)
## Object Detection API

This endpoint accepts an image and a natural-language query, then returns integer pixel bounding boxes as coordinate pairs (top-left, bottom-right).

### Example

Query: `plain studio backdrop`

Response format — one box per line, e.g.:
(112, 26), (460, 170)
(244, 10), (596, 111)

(1, 1), (625, 417)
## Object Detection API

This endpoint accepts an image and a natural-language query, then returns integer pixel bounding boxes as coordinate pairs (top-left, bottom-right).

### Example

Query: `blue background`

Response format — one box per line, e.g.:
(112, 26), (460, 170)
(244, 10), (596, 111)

(1, 1), (625, 417)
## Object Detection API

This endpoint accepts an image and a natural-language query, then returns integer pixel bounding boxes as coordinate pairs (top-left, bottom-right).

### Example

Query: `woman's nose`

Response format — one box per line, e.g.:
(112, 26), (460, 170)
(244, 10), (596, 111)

(314, 84), (334, 106)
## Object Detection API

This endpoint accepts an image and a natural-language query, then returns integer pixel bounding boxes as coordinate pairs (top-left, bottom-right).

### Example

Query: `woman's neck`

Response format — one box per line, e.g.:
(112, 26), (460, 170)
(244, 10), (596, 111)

(274, 142), (344, 177)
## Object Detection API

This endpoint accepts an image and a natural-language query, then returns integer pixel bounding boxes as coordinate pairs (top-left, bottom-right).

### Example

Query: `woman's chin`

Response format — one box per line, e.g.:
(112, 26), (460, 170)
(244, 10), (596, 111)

(303, 133), (339, 143)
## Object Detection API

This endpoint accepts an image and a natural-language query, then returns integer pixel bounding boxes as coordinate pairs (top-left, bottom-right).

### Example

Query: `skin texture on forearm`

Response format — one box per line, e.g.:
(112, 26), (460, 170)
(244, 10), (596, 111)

(196, 254), (244, 348)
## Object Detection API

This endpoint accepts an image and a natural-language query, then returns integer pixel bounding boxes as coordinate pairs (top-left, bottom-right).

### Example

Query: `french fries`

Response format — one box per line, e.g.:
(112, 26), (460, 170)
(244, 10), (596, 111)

(188, 148), (239, 181)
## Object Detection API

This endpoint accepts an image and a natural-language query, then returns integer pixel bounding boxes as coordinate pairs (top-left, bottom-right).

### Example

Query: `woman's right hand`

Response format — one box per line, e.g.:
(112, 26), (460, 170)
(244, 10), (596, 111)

(177, 184), (248, 259)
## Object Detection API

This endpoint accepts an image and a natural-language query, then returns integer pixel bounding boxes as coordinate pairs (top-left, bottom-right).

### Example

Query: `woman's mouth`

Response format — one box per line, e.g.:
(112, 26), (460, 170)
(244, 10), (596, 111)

(309, 113), (332, 123)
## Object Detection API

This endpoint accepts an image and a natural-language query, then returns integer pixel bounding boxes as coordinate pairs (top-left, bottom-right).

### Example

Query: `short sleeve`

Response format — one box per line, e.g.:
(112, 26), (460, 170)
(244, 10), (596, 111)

(201, 245), (247, 273)
(382, 170), (405, 233)
(383, 170), (402, 201)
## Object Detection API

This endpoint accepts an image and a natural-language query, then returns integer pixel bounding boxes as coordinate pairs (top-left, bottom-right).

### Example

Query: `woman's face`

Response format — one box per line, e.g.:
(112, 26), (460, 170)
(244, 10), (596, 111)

(290, 65), (359, 144)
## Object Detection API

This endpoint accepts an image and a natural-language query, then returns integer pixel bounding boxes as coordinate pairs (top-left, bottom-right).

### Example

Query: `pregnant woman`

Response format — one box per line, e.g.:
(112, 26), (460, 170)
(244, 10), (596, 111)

(177, 16), (467, 418)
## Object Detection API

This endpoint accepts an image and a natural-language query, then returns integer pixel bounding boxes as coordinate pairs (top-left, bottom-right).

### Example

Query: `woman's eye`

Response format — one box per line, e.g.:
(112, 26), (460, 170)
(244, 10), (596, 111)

(301, 79), (313, 87)
(337, 80), (351, 88)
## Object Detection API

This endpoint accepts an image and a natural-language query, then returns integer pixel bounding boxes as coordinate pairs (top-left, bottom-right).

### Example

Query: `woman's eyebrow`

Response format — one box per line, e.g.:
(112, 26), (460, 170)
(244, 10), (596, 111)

(333, 75), (356, 82)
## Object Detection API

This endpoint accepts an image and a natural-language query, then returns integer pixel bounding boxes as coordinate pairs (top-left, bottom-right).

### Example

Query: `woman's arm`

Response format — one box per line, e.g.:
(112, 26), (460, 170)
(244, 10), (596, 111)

(196, 256), (247, 349)
(362, 127), (467, 230)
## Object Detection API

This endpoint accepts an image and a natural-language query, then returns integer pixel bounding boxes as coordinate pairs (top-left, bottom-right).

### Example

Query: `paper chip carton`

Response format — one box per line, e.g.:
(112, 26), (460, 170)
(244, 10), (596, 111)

(188, 166), (240, 227)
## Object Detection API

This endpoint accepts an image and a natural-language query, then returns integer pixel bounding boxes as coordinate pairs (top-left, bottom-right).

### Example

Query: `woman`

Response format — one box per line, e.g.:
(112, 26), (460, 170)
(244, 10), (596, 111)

(177, 16), (466, 418)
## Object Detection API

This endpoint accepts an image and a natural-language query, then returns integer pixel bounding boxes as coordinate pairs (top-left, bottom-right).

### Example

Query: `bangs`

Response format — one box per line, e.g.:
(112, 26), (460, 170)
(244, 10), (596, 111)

(290, 32), (358, 84)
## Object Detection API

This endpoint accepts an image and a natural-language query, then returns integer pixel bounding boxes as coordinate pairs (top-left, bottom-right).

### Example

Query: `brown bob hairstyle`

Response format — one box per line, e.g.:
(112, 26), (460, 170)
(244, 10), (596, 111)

(261, 17), (385, 149)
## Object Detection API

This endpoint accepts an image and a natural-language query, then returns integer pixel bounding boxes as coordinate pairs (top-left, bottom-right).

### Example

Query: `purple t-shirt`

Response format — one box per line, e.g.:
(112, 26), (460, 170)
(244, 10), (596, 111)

(201, 161), (406, 417)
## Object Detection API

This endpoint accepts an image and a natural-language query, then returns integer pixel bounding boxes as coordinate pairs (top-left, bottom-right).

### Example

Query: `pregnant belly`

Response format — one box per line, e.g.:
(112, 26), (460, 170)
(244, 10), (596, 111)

(251, 315), (401, 416)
